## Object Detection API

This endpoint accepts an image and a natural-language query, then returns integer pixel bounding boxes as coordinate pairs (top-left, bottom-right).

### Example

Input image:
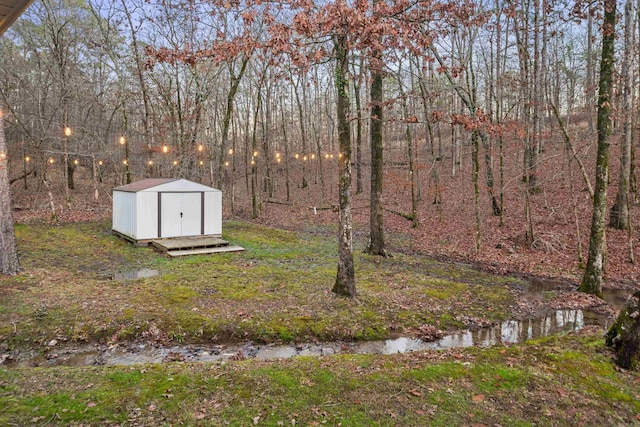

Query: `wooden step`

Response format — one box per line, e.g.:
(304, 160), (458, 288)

(152, 237), (228, 252)
(166, 246), (245, 257)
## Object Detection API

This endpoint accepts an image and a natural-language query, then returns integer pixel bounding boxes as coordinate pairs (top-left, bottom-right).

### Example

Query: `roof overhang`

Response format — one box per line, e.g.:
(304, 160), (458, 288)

(0, 0), (33, 37)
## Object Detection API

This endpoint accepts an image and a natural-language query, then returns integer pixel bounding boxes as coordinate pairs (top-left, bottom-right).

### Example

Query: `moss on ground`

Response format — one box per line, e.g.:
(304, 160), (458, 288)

(0, 332), (638, 426)
(2, 220), (519, 349)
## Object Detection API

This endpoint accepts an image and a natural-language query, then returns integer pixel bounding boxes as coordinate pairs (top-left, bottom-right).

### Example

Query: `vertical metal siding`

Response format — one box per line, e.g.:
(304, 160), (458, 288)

(112, 191), (137, 238)
(204, 191), (222, 236)
(137, 192), (160, 239)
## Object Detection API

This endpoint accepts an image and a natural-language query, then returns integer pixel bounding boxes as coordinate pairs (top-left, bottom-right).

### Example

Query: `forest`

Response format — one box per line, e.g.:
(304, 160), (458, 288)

(2, 0), (640, 424)
(2, 0), (638, 292)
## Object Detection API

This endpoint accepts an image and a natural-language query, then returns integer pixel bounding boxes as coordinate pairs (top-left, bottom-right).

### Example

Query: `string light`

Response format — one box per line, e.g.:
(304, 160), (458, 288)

(0, 153), (6, 159)
(199, 160), (204, 166)
(148, 160), (154, 166)
(64, 127), (72, 137)
(119, 136), (126, 145)
(162, 145), (169, 154)
(295, 154), (299, 159)
(173, 160), (178, 166)
(123, 160), (128, 165)
(73, 159), (79, 165)
(48, 158), (55, 164)
(338, 153), (343, 159)
(228, 148), (234, 155)
(251, 159), (255, 165)
(329, 154), (334, 159)
(325, 154), (329, 159)
(224, 161), (229, 167)
(277, 158), (281, 163)
(303, 155), (308, 161)
(311, 154), (316, 160)
(275, 152), (280, 159)
(197, 144), (204, 152)
(25, 156), (30, 162)
(98, 160), (103, 166)
(253, 150), (258, 157)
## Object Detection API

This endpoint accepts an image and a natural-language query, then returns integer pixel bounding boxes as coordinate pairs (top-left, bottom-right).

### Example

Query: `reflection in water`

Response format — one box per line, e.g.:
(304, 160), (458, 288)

(360, 308), (601, 354)
(4, 309), (610, 368)
(426, 309), (591, 350)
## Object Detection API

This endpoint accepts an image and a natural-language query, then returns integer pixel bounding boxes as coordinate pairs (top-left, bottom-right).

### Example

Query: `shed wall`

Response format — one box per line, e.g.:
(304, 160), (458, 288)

(112, 191), (137, 238)
(136, 192), (160, 240)
(204, 191), (222, 236)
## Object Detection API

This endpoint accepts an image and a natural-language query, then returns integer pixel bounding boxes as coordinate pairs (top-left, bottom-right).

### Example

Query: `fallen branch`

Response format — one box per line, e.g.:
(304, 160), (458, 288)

(9, 168), (36, 185)
(266, 199), (293, 206)
(384, 207), (415, 222)
(308, 205), (338, 214)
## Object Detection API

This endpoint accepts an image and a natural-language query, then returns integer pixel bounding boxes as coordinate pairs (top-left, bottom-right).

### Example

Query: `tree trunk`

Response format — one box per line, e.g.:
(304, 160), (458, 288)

(365, 2), (387, 257)
(610, 0), (634, 230)
(0, 114), (21, 275)
(586, 10), (595, 133)
(217, 57), (249, 190)
(332, 35), (356, 298)
(354, 57), (364, 195)
(67, 161), (75, 190)
(292, 72), (309, 189)
(473, 130), (481, 254)
(580, 0), (616, 298)
(606, 290), (640, 369)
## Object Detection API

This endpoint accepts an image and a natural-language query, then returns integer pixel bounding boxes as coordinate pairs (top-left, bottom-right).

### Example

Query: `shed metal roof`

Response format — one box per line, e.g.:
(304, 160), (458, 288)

(0, 0), (33, 37)
(114, 178), (179, 193)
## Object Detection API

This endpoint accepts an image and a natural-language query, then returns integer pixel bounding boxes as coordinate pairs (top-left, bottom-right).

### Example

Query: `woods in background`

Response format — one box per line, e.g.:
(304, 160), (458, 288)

(1, 0), (638, 294)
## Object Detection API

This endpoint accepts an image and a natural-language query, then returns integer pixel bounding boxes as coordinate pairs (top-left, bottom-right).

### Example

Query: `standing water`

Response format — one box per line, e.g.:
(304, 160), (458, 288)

(2, 279), (630, 367)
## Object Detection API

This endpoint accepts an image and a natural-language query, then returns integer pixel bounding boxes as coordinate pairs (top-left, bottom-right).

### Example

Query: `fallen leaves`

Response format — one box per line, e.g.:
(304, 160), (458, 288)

(409, 388), (423, 397)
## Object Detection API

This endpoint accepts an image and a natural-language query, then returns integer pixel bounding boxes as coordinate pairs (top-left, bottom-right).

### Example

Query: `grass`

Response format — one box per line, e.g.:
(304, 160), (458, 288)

(1, 220), (519, 349)
(0, 333), (638, 426)
(1, 220), (638, 425)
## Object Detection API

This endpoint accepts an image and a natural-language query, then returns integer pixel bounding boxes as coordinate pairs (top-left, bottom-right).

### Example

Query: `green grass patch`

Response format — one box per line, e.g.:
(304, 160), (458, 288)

(1, 332), (637, 426)
(1, 220), (520, 348)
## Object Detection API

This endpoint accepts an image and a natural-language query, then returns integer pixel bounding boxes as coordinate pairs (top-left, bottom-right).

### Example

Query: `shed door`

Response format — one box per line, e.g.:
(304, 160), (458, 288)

(159, 192), (203, 238)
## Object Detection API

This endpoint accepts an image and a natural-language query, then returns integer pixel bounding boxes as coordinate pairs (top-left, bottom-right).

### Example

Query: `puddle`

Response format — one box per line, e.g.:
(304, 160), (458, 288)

(113, 269), (159, 281)
(3, 275), (632, 368)
(527, 278), (632, 311)
(355, 308), (605, 353)
(3, 308), (608, 368)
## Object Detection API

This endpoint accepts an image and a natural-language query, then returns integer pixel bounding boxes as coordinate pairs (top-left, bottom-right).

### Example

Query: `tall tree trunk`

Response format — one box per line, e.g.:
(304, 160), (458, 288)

(280, 96), (291, 202)
(473, 130), (481, 254)
(0, 114), (21, 275)
(217, 57), (250, 190)
(610, 0), (634, 230)
(292, 72), (309, 189)
(251, 77), (264, 220)
(366, 0), (387, 257)
(586, 9), (595, 133)
(398, 78), (418, 228)
(332, 34), (356, 298)
(580, 0), (616, 298)
(353, 56), (364, 195)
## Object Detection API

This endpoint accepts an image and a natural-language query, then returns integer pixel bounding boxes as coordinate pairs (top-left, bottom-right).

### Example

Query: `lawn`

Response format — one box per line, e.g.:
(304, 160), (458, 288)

(1, 220), (638, 426)
(1, 220), (520, 348)
(1, 333), (639, 425)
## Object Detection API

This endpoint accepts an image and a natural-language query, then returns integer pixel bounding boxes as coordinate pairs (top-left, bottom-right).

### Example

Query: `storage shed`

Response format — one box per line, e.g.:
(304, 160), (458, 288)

(112, 178), (222, 244)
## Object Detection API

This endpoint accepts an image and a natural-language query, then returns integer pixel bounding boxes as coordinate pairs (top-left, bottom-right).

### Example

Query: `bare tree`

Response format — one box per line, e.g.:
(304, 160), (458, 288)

(0, 113), (20, 275)
(580, 0), (616, 298)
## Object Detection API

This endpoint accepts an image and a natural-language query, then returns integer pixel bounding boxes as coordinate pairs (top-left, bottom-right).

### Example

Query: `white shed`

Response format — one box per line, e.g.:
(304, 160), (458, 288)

(112, 178), (222, 244)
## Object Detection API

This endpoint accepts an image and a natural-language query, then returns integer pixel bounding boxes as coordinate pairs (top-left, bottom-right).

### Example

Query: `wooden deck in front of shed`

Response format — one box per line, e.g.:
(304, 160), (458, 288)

(151, 236), (244, 257)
